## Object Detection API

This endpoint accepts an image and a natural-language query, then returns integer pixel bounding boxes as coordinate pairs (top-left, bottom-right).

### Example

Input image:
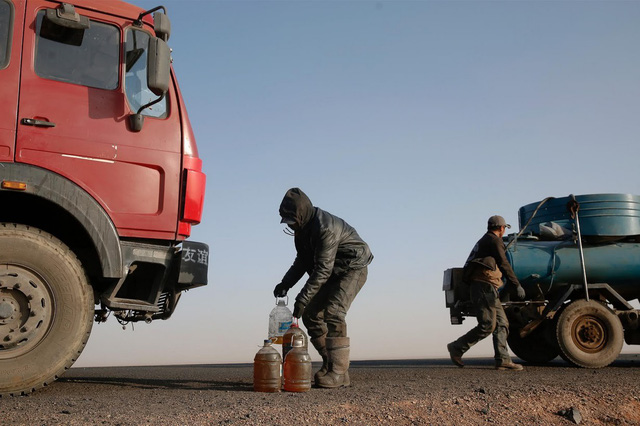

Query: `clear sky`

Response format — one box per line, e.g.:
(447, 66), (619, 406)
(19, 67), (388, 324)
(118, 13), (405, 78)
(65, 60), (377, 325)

(76, 0), (640, 367)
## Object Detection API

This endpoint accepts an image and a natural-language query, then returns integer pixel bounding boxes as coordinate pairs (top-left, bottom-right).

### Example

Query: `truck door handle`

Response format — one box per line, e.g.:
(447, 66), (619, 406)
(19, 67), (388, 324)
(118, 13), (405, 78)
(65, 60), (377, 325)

(21, 118), (56, 128)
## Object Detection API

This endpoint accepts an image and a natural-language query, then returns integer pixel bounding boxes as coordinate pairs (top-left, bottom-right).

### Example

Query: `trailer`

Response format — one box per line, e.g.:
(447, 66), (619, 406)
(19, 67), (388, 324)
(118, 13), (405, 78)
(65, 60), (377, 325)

(444, 194), (640, 368)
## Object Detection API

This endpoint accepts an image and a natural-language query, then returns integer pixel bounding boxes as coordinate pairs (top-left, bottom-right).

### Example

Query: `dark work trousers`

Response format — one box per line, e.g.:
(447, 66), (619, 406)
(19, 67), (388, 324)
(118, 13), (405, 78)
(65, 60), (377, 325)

(302, 266), (368, 339)
(450, 280), (511, 363)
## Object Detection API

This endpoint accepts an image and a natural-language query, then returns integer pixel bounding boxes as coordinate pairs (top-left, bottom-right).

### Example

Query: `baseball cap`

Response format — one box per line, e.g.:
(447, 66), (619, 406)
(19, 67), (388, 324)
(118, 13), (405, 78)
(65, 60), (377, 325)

(488, 215), (511, 229)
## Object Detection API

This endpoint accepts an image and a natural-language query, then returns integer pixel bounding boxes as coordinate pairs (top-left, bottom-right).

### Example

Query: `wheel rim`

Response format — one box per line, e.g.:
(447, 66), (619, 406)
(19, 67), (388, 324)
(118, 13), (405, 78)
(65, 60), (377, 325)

(0, 267), (54, 358)
(571, 314), (607, 353)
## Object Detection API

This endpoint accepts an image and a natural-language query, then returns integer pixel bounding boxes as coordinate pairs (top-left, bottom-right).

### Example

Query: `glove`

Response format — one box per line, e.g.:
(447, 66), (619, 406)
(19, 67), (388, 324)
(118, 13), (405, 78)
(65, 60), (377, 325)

(273, 283), (289, 298)
(516, 285), (526, 300)
(293, 301), (305, 319)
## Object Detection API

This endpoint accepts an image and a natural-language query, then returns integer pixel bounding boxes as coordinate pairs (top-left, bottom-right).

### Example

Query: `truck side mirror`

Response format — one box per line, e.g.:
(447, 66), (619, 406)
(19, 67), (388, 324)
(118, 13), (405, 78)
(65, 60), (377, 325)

(129, 36), (171, 132)
(40, 3), (90, 46)
(147, 37), (171, 96)
(153, 11), (171, 42)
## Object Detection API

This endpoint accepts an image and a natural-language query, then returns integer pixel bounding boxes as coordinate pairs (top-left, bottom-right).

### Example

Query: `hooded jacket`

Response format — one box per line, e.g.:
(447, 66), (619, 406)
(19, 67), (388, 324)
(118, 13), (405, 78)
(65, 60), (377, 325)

(279, 188), (373, 305)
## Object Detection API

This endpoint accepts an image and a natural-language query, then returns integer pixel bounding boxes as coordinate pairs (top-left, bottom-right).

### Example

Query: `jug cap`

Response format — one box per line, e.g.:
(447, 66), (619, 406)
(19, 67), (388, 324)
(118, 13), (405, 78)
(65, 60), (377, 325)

(275, 296), (289, 305)
(263, 339), (273, 346)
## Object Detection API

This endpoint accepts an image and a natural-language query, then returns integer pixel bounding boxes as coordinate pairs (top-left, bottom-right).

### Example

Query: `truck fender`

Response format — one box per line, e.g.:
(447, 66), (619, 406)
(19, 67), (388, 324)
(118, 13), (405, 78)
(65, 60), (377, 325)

(542, 283), (634, 320)
(0, 162), (122, 278)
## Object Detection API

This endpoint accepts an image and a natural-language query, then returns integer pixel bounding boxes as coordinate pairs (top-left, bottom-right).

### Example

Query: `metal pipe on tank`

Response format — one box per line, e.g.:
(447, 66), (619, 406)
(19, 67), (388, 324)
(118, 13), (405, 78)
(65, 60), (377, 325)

(571, 198), (590, 302)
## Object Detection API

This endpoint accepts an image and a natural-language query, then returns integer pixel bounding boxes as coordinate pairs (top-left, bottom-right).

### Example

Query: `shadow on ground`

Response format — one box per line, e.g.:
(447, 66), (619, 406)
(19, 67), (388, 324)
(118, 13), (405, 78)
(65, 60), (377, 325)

(60, 355), (640, 392)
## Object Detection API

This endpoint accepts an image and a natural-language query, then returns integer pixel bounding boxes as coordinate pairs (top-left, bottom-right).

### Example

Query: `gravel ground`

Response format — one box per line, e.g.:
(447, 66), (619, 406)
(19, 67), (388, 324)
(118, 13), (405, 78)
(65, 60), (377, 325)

(2, 356), (640, 425)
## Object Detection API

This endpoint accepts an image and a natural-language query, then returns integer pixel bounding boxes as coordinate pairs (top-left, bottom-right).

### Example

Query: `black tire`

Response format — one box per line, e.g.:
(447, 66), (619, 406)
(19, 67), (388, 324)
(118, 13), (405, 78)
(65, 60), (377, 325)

(0, 224), (93, 396)
(555, 299), (623, 368)
(508, 321), (559, 364)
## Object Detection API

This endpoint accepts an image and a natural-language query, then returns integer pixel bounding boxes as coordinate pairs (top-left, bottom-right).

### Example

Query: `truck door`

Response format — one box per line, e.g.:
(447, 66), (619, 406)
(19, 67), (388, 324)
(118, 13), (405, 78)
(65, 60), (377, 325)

(0, 0), (24, 162)
(16, 0), (182, 240)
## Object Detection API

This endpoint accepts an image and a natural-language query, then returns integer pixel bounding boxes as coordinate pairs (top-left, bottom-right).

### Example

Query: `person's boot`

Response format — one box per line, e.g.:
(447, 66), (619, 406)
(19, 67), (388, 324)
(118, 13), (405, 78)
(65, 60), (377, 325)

(495, 360), (524, 371)
(316, 337), (350, 388)
(447, 342), (464, 368)
(311, 335), (329, 384)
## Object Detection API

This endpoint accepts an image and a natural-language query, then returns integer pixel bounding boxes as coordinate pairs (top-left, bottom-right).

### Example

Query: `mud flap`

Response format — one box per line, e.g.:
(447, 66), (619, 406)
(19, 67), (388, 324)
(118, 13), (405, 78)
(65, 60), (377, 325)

(177, 241), (209, 290)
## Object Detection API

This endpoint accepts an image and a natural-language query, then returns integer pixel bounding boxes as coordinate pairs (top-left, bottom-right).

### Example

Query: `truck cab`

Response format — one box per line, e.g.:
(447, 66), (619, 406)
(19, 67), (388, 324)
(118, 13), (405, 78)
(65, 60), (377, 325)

(0, 0), (207, 396)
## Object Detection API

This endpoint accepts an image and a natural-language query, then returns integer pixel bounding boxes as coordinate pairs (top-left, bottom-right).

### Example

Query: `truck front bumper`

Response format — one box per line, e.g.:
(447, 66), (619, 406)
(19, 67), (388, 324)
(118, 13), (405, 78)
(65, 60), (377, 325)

(99, 240), (209, 321)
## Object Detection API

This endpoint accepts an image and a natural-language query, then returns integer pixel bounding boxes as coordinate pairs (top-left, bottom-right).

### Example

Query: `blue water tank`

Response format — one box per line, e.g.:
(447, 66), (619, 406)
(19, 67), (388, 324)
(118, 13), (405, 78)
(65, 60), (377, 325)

(518, 194), (640, 237)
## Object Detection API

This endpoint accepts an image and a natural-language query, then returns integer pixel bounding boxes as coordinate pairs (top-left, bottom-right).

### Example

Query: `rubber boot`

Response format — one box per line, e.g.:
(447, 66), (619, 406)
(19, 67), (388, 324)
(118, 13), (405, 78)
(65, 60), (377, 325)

(316, 337), (350, 388)
(311, 335), (329, 383)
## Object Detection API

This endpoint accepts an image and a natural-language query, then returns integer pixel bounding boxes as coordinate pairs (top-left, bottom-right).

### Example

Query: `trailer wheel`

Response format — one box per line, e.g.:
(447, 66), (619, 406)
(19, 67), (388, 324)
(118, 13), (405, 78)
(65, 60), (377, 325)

(508, 321), (559, 364)
(556, 299), (623, 368)
(0, 224), (93, 396)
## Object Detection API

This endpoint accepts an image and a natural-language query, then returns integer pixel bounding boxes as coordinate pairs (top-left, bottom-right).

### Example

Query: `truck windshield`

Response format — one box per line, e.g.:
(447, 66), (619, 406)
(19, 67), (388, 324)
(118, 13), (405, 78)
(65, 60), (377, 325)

(34, 11), (119, 90)
(124, 28), (168, 118)
(0, 0), (12, 69)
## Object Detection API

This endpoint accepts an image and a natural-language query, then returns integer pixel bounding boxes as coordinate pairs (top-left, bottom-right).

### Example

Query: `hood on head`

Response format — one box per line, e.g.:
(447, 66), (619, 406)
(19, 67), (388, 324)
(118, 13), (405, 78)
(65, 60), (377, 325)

(279, 188), (313, 229)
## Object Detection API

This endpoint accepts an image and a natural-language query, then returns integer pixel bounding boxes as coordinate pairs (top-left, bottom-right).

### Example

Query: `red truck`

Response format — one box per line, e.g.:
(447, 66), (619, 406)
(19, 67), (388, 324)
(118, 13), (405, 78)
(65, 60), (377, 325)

(0, 0), (207, 396)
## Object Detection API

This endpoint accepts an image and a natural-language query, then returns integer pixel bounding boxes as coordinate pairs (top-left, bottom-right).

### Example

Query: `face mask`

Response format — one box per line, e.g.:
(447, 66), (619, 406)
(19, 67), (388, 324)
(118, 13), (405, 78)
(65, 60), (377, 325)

(281, 217), (297, 234)
(281, 216), (296, 225)
(288, 222), (300, 231)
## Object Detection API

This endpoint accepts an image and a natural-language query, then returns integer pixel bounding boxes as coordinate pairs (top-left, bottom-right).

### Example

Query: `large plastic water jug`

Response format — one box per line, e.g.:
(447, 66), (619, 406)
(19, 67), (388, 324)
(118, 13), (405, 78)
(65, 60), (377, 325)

(268, 297), (292, 344)
(283, 336), (311, 392)
(253, 339), (282, 392)
(282, 319), (308, 361)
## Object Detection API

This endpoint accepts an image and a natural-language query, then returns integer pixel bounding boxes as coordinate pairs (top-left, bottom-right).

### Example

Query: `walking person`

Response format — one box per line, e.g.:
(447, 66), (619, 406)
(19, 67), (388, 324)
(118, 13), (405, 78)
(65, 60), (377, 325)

(447, 215), (526, 370)
(274, 188), (373, 388)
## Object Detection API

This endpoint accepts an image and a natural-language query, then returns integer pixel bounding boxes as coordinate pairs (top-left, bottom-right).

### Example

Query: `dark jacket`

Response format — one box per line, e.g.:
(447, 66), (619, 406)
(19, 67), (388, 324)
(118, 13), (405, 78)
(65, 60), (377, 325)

(279, 188), (373, 305)
(463, 231), (520, 290)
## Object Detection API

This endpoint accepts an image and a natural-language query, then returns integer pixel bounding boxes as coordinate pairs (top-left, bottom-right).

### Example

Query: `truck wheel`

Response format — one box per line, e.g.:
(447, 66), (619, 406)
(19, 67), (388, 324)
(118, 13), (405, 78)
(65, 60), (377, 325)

(507, 321), (559, 364)
(556, 299), (623, 368)
(0, 224), (93, 396)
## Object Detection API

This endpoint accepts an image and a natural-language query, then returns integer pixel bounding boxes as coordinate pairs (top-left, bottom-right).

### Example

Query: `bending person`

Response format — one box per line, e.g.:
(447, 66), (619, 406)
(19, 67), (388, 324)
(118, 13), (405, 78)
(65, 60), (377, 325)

(274, 188), (373, 388)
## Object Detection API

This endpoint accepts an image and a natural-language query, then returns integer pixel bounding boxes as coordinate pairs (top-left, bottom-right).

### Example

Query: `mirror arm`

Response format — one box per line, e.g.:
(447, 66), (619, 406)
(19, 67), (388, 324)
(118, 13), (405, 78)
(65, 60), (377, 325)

(133, 6), (167, 27)
(129, 93), (166, 133)
(136, 93), (165, 115)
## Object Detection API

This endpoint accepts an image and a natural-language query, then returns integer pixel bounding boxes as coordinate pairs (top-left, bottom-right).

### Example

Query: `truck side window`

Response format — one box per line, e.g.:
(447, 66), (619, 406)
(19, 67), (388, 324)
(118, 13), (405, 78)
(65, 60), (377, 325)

(0, 0), (12, 69)
(34, 11), (119, 90)
(124, 28), (168, 118)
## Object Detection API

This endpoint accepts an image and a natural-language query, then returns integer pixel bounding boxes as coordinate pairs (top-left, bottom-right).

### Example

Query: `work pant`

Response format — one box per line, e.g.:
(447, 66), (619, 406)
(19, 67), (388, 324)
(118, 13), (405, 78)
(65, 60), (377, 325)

(302, 266), (368, 339)
(450, 281), (511, 363)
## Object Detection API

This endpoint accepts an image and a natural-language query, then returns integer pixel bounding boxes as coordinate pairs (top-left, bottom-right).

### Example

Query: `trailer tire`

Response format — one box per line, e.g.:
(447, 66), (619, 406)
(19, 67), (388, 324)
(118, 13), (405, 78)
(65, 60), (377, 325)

(508, 321), (559, 364)
(0, 224), (93, 397)
(556, 299), (623, 368)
